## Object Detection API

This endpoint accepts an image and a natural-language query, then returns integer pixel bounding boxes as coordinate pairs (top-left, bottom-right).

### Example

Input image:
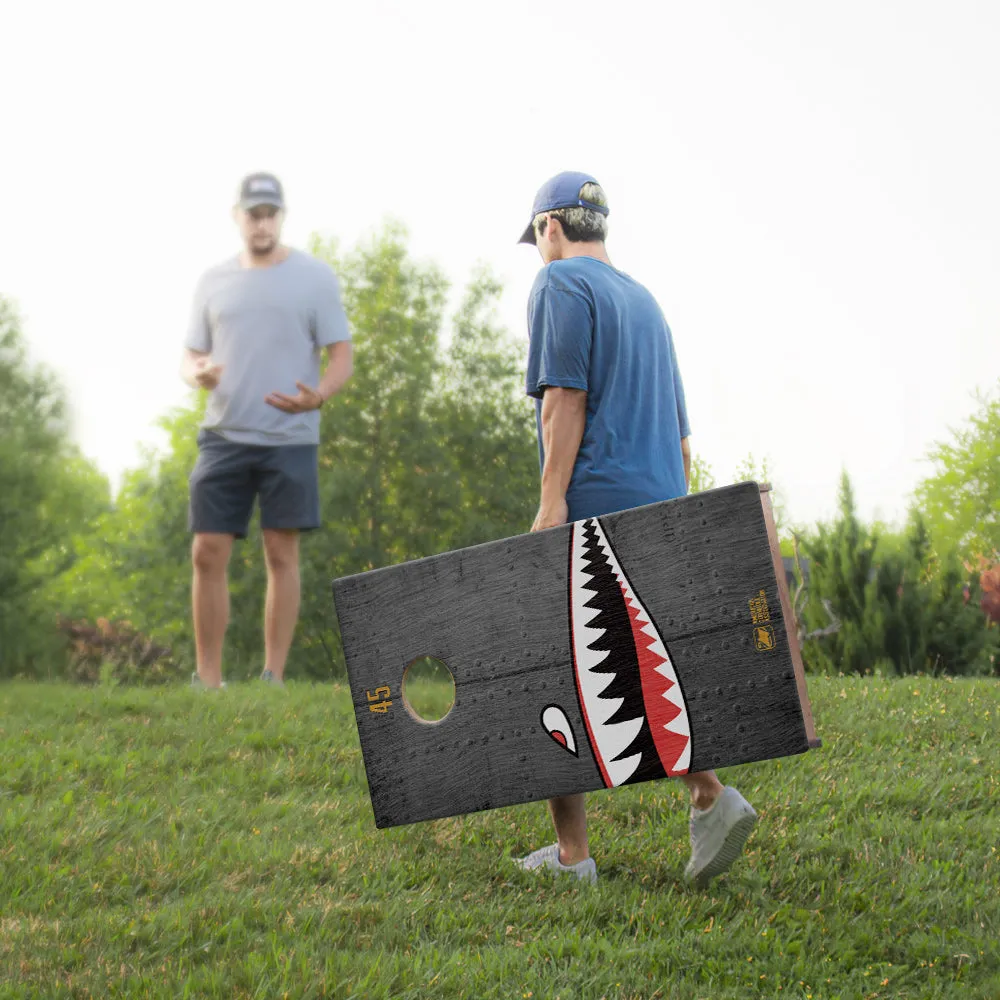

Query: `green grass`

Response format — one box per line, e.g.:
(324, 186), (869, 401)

(401, 662), (456, 722)
(0, 676), (997, 1000)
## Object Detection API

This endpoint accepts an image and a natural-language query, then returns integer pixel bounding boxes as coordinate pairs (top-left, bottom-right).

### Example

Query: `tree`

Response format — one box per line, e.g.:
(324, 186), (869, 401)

(733, 452), (789, 535)
(799, 473), (877, 674)
(800, 472), (998, 675)
(914, 384), (1000, 562)
(54, 225), (540, 680)
(0, 296), (111, 676)
(688, 455), (717, 494)
(295, 230), (538, 676)
(46, 400), (207, 655)
(434, 263), (538, 550)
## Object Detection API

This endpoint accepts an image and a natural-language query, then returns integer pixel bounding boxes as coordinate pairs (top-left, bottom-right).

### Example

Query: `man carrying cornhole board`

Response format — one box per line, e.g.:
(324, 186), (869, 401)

(331, 172), (819, 886)
(512, 171), (754, 884)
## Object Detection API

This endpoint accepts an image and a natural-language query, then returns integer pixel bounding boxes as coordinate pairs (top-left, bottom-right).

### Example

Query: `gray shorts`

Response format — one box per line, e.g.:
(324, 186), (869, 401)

(188, 429), (321, 538)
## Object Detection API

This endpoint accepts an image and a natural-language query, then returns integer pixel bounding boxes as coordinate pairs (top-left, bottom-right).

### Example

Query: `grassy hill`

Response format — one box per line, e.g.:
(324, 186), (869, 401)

(0, 676), (996, 999)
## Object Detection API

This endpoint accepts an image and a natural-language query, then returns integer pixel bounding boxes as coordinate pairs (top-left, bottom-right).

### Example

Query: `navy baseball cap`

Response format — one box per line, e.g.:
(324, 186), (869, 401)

(238, 172), (285, 210)
(518, 170), (609, 244)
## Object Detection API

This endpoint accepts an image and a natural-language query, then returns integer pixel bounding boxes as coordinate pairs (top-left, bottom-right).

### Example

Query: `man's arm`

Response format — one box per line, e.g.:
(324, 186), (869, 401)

(180, 348), (222, 390)
(533, 386), (587, 532)
(182, 273), (220, 389)
(667, 324), (691, 493)
(318, 341), (353, 402)
(265, 341), (353, 413)
(261, 265), (352, 412)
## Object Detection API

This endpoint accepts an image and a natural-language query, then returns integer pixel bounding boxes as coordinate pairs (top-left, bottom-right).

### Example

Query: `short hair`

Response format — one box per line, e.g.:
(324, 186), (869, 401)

(533, 181), (609, 243)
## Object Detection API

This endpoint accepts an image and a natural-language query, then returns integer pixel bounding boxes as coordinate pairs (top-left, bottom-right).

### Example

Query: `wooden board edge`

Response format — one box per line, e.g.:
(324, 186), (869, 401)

(758, 484), (821, 748)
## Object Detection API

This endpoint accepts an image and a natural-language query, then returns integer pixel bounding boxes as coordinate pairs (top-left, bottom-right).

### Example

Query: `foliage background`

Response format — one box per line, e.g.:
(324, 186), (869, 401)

(1, 229), (997, 682)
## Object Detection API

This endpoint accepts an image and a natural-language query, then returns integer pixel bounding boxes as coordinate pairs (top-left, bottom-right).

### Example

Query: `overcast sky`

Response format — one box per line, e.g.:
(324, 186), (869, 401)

(3, 0), (997, 528)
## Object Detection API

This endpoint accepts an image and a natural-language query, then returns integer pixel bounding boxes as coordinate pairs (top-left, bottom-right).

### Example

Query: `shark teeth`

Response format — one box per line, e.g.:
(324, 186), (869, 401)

(569, 517), (692, 784)
(570, 521), (645, 786)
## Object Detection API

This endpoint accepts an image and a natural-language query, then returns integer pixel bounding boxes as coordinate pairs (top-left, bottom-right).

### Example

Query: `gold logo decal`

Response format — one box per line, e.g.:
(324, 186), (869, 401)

(748, 589), (771, 625)
(754, 624), (776, 651)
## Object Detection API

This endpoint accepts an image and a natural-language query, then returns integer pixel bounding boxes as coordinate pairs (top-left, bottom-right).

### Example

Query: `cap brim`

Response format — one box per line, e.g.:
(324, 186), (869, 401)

(240, 196), (284, 209)
(517, 220), (536, 245)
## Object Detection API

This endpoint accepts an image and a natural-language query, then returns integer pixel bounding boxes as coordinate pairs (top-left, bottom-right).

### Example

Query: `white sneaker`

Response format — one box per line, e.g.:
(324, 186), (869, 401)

(190, 672), (226, 690)
(514, 844), (597, 884)
(685, 786), (757, 886)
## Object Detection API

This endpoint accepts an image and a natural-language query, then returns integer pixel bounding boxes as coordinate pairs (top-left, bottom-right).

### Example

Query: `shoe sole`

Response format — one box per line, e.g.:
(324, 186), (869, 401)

(191, 676), (227, 690)
(690, 811), (757, 887)
(512, 857), (598, 885)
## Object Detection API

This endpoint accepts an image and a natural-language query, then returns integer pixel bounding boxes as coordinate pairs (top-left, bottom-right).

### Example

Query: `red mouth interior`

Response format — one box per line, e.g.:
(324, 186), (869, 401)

(621, 581), (689, 776)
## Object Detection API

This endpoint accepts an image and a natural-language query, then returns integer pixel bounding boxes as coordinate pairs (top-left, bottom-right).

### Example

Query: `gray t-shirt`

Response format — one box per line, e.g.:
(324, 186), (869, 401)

(185, 249), (351, 446)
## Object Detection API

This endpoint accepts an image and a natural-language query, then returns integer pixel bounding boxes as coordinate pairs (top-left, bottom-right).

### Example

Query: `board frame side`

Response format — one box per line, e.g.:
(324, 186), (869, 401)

(758, 483), (821, 749)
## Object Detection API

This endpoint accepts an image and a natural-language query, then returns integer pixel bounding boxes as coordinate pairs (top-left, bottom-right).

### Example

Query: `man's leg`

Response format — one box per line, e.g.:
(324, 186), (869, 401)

(262, 528), (300, 683)
(257, 441), (320, 684)
(548, 793), (590, 865)
(681, 769), (757, 886)
(188, 429), (256, 687)
(192, 532), (234, 688)
(548, 771), (723, 863)
(680, 769), (725, 809)
(516, 793), (597, 882)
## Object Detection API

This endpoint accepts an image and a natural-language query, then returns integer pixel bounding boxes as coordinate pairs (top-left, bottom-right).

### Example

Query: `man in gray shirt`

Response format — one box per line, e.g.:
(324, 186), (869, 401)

(182, 172), (353, 688)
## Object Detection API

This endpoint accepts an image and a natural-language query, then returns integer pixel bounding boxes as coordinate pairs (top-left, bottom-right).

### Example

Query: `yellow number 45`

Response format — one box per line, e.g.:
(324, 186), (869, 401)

(367, 686), (392, 714)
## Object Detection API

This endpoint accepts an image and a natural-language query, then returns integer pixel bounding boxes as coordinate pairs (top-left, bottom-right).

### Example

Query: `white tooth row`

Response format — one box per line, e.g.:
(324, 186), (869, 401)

(571, 519), (691, 782)
(571, 522), (644, 786)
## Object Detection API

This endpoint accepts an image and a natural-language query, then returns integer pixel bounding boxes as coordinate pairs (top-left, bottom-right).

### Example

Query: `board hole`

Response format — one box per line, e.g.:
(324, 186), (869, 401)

(401, 656), (456, 724)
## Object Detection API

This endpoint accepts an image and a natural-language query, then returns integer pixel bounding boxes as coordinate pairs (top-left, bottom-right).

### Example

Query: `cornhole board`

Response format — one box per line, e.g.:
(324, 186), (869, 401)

(332, 481), (819, 829)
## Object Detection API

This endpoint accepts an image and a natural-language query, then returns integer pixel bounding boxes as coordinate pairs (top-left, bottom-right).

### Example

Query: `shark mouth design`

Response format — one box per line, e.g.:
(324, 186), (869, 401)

(568, 517), (691, 786)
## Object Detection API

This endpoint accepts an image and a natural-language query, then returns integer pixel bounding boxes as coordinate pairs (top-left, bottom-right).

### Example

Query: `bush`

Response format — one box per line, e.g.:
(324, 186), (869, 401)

(799, 473), (1000, 676)
(56, 617), (183, 686)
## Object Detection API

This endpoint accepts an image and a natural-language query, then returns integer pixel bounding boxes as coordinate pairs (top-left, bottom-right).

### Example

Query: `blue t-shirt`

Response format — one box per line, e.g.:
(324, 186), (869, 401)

(526, 256), (690, 521)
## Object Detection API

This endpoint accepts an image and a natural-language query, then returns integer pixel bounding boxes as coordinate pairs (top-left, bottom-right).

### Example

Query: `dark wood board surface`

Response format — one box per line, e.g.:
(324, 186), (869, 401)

(332, 481), (815, 828)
